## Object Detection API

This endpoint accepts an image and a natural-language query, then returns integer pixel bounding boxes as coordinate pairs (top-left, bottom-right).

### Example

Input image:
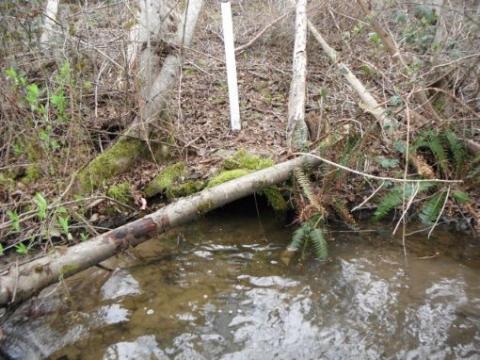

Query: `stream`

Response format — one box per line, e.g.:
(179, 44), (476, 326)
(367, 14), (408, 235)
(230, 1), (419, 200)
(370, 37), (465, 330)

(1, 201), (480, 359)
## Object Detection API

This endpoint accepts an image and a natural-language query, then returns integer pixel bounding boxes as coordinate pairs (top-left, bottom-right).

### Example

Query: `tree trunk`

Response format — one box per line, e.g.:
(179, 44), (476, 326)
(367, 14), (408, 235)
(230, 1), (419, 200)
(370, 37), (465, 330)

(0, 155), (321, 307)
(77, 0), (203, 191)
(431, 0), (447, 46)
(287, 0), (309, 150)
(40, 0), (60, 46)
(126, 0), (178, 74)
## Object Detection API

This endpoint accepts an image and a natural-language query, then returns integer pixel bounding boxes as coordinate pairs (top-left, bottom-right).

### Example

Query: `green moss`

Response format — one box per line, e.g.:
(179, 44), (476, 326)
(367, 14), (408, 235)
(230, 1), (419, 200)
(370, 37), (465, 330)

(107, 182), (132, 204)
(433, 96), (446, 113)
(223, 150), (274, 171)
(144, 162), (186, 198)
(259, 186), (288, 212)
(169, 180), (205, 199)
(22, 164), (42, 184)
(206, 151), (286, 211)
(0, 172), (15, 192)
(196, 199), (215, 215)
(60, 263), (80, 277)
(207, 169), (251, 188)
(78, 138), (146, 191)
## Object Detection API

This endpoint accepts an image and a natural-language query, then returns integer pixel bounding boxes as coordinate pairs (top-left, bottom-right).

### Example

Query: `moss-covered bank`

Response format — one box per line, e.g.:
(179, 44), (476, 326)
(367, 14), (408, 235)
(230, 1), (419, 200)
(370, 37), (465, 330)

(77, 138), (147, 192)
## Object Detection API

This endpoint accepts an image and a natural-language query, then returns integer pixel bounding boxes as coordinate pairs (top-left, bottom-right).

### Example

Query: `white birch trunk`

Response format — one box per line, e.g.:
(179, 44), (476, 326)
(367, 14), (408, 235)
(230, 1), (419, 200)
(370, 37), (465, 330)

(40, 0), (60, 46)
(287, 0), (309, 149)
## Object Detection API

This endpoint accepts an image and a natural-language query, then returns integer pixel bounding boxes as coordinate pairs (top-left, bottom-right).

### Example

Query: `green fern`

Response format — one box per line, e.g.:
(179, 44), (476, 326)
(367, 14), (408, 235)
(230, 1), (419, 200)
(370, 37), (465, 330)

(444, 130), (465, 176)
(414, 132), (446, 175)
(289, 226), (307, 250)
(288, 224), (328, 260)
(451, 190), (470, 204)
(335, 135), (361, 180)
(310, 228), (328, 260)
(419, 191), (447, 225)
(373, 185), (410, 221)
(427, 132), (449, 175)
(373, 182), (435, 221)
(294, 167), (318, 208)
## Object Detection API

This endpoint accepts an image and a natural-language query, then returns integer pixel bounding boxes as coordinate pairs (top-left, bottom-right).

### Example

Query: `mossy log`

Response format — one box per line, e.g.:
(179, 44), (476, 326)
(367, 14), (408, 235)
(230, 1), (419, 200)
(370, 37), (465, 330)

(143, 151), (287, 210)
(78, 138), (147, 192)
(0, 155), (321, 306)
(144, 162), (187, 198)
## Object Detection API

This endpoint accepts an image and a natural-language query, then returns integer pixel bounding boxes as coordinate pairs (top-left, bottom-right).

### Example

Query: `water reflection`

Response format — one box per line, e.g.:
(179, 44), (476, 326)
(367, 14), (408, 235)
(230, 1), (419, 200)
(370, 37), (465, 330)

(1, 212), (479, 360)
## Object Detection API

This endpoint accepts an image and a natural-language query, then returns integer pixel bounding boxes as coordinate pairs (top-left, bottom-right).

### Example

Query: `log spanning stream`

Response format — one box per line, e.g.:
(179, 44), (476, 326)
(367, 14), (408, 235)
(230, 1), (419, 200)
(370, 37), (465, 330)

(1, 202), (480, 359)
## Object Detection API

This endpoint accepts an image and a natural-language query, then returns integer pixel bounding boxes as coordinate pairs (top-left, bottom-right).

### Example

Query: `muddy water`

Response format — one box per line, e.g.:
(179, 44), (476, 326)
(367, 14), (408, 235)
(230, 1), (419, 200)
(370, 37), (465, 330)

(1, 205), (480, 360)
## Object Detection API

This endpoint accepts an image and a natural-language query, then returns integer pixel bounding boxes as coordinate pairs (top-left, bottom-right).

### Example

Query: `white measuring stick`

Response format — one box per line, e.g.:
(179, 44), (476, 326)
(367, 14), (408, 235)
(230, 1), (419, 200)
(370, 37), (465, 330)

(221, 1), (241, 130)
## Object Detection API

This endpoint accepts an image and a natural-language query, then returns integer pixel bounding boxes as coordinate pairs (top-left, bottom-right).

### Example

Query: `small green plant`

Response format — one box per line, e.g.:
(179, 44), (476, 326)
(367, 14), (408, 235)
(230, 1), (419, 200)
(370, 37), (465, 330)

(13, 142), (24, 156)
(34, 193), (48, 220)
(5, 67), (26, 88)
(56, 207), (71, 239)
(377, 156), (399, 169)
(25, 83), (41, 111)
(51, 60), (72, 121)
(38, 127), (60, 151)
(0, 243), (4, 256)
(6, 210), (20, 232)
(368, 32), (382, 46)
(15, 242), (28, 255)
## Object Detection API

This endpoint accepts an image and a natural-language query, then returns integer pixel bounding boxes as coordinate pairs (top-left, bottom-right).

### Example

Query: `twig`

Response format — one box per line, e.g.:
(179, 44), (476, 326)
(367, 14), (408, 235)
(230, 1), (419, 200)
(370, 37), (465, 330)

(0, 164), (32, 171)
(352, 181), (385, 211)
(429, 53), (480, 71)
(393, 183), (419, 236)
(235, 11), (291, 53)
(295, 153), (463, 184)
(428, 186), (451, 239)
(400, 91), (413, 257)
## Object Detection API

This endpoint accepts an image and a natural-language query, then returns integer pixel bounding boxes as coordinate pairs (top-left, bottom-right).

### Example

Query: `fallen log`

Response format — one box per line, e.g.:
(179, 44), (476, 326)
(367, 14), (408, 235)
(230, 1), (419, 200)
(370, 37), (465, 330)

(0, 155), (320, 307)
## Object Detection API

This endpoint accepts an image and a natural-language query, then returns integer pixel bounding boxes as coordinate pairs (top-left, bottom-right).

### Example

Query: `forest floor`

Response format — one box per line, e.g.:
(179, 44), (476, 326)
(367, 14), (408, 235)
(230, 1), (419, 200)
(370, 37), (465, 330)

(0, 0), (479, 257)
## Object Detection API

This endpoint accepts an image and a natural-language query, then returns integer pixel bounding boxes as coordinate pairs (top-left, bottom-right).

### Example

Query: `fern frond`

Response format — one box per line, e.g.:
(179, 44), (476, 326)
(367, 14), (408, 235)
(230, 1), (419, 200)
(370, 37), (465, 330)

(335, 135), (361, 180)
(294, 167), (319, 209)
(413, 131), (448, 176)
(444, 130), (465, 176)
(452, 190), (470, 204)
(419, 191), (447, 225)
(309, 228), (328, 260)
(289, 226), (307, 251)
(373, 183), (435, 221)
(333, 199), (357, 229)
(428, 132), (449, 176)
(373, 185), (409, 221)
